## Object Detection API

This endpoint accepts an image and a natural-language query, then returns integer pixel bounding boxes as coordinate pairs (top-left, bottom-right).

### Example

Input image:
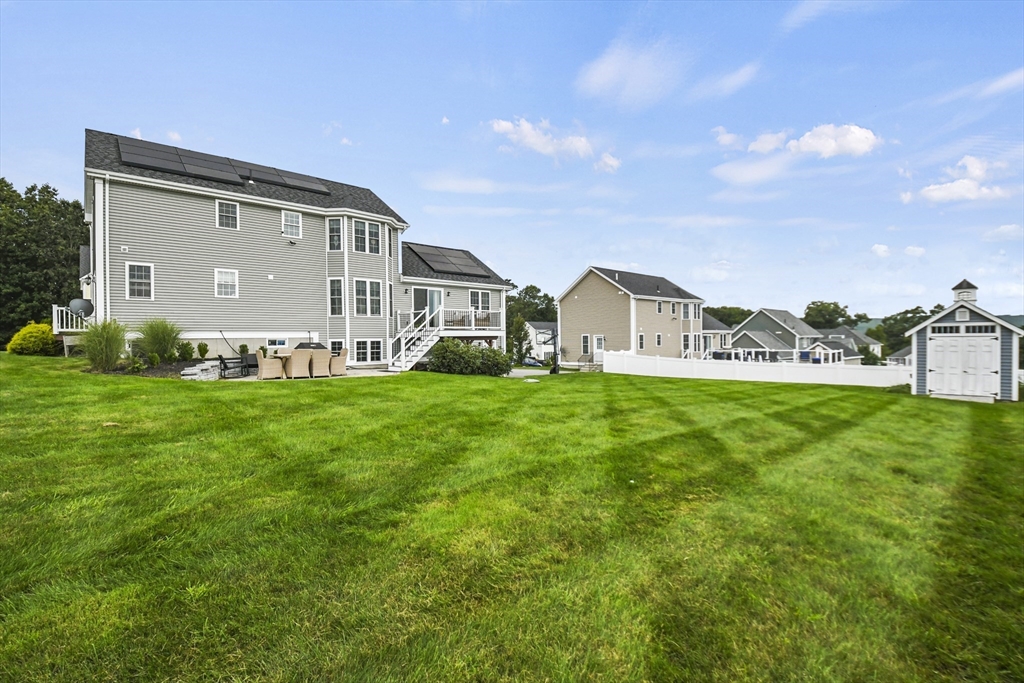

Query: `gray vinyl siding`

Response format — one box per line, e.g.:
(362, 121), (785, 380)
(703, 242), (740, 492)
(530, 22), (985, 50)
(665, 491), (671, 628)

(930, 308), (989, 325)
(915, 329), (927, 395)
(106, 182), (327, 340)
(735, 311), (797, 349)
(732, 334), (764, 349)
(1000, 326), (1014, 401)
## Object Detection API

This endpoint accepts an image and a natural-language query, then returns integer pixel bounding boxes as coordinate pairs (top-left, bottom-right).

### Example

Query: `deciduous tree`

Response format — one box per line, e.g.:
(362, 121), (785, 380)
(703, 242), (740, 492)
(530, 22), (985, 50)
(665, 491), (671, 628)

(703, 306), (752, 327)
(802, 301), (870, 330)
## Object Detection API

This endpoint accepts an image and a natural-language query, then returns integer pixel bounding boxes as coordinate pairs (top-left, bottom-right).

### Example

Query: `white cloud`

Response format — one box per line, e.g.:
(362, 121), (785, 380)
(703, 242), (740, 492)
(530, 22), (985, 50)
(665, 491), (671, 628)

(490, 118), (593, 160)
(748, 131), (789, 154)
(900, 191), (914, 204)
(977, 67), (1024, 98)
(608, 213), (748, 229)
(711, 154), (793, 185)
(339, 137), (353, 146)
(860, 282), (927, 297)
(780, 1), (878, 33)
(920, 178), (1009, 202)
(441, 116), (450, 125)
(575, 39), (684, 109)
(594, 152), (621, 174)
(322, 121), (343, 137)
(420, 173), (567, 195)
(984, 224), (1023, 242)
(992, 281), (1024, 298)
(711, 126), (741, 147)
(904, 246), (925, 257)
(871, 244), (890, 257)
(422, 205), (535, 218)
(786, 124), (882, 158)
(167, 131), (182, 143)
(897, 166), (913, 179)
(945, 155), (1003, 181)
(129, 128), (142, 140)
(691, 62), (760, 99)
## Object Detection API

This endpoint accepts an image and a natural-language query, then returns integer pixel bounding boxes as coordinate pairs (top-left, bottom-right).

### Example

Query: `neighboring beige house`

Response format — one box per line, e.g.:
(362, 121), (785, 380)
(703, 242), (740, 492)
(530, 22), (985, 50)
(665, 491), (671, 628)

(556, 266), (705, 367)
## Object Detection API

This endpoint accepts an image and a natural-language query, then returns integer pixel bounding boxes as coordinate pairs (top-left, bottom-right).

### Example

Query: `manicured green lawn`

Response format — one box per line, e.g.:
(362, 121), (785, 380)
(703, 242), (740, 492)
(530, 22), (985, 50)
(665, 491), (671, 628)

(1, 353), (1021, 682)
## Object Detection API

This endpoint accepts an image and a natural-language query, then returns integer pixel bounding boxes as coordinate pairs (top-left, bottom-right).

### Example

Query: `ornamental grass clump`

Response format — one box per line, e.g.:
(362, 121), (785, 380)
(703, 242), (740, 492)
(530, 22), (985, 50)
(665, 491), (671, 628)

(80, 320), (127, 372)
(5, 322), (57, 355)
(135, 318), (182, 361)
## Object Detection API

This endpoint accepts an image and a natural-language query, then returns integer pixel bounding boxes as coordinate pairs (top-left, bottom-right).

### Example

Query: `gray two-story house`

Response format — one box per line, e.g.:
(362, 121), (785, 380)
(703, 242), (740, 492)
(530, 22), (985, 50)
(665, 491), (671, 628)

(56, 130), (508, 369)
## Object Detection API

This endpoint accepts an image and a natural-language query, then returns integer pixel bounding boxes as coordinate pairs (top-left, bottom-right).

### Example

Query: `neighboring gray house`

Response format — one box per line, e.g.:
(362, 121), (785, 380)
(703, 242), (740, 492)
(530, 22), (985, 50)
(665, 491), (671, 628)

(525, 321), (556, 361)
(731, 308), (822, 361)
(905, 280), (1021, 402)
(556, 266), (705, 367)
(816, 325), (882, 357)
(886, 345), (912, 366)
(55, 130), (509, 370)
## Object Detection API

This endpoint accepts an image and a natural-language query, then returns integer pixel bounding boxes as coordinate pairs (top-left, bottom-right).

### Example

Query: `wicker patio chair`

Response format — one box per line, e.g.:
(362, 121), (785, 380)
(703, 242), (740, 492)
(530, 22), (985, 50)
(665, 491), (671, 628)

(311, 349), (332, 378)
(256, 349), (283, 380)
(284, 348), (312, 379)
(330, 348), (349, 376)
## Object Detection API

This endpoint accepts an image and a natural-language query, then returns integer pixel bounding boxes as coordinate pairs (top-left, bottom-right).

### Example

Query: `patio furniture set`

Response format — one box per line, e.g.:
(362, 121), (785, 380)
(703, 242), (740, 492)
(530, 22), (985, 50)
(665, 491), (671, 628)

(218, 348), (348, 380)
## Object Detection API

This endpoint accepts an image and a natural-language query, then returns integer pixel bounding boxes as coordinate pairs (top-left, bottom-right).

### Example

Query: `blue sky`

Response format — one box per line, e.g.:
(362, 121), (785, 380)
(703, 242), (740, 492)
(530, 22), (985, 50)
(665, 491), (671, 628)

(2, 1), (1022, 315)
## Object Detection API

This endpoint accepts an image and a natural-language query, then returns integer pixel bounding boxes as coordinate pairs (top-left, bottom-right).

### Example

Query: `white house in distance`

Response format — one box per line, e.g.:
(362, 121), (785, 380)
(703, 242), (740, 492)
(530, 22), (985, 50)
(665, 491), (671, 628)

(525, 321), (556, 361)
(906, 280), (1021, 402)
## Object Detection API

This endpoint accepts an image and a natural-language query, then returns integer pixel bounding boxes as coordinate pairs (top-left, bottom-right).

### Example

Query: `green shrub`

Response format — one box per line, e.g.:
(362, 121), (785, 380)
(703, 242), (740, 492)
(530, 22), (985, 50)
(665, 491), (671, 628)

(429, 338), (482, 375)
(238, 343), (249, 356)
(197, 342), (209, 359)
(6, 322), (56, 356)
(259, 345), (268, 359)
(479, 347), (513, 377)
(125, 355), (145, 373)
(80, 320), (127, 372)
(135, 318), (182, 360)
(165, 348), (178, 363)
(147, 352), (160, 367)
(176, 340), (195, 362)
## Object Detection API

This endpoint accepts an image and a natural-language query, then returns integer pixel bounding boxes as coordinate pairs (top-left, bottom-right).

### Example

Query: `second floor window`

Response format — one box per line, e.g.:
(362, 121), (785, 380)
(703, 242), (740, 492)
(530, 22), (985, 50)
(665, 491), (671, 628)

(354, 221), (366, 252)
(282, 211), (301, 238)
(354, 280), (382, 316)
(215, 269), (238, 298)
(682, 303), (690, 319)
(470, 291), (491, 311)
(329, 279), (344, 315)
(368, 223), (380, 254)
(217, 201), (238, 230)
(353, 221), (382, 254)
(657, 301), (663, 314)
(694, 304), (701, 319)
(328, 219), (342, 251)
(671, 303), (676, 315)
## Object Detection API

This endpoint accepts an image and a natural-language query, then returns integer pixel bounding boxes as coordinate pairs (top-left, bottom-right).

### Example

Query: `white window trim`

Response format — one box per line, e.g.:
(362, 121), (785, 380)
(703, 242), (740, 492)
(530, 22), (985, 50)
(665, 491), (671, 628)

(353, 278), (383, 317)
(657, 301), (663, 314)
(470, 290), (492, 311)
(214, 268), (239, 298)
(352, 338), (384, 363)
(682, 303), (690, 320)
(281, 210), (302, 239)
(638, 333), (645, 351)
(267, 338), (288, 348)
(125, 261), (155, 300)
(327, 217), (345, 251)
(955, 309), (969, 321)
(656, 333), (662, 347)
(328, 277), (345, 316)
(353, 219), (384, 254)
(329, 339), (346, 354)
(671, 303), (676, 315)
(216, 200), (240, 231)
(582, 334), (590, 356)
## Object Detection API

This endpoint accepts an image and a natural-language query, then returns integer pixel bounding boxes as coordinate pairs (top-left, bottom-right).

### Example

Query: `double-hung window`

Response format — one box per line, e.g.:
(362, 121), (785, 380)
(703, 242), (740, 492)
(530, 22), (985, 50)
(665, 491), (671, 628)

(582, 334), (590, 355)
(470, 290), (491, 311)
(282, 211), (302, 238)
(354, 280), (382, 316)
(683, 335), (690, 352)
(354, 221), (366, 252)
(329, 278), (344, 316)
(657, 301), (663, 314)
(215, 269), (238, 298)
(368, 223), (380, 254)
(638, 333), (645, 351)
(694, 304), (701, 319)
(217, 201), (239, 230)
(330, 340), (345, 354)
(682, 303), (690, 319)
(354, 340), (383, 363)
(126, 262), (154, 300)
(328, 218), (343, 251)
(671, 303), (676, 315)
(656, 333), (662, 347)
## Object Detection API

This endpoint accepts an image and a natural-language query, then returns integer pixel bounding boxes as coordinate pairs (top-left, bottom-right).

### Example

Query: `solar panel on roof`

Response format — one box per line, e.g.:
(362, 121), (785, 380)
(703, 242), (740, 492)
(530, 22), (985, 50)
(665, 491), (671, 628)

(118, 152), (187, 174)
(407, 243), (491, 278)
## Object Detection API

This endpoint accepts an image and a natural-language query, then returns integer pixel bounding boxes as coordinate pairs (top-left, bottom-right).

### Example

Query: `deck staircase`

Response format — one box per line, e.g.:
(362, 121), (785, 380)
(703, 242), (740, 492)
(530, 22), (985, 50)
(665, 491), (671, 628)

(388, 310), (441, 372)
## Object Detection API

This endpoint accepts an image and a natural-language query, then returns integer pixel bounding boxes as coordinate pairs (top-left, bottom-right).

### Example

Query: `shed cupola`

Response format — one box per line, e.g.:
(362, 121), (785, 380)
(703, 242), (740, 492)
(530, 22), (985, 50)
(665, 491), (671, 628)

(952, 279), (978, 303)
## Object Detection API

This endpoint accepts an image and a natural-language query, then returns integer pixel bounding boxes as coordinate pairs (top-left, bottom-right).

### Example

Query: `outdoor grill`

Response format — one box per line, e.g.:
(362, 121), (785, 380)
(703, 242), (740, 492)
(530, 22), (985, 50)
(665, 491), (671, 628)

(293, 342), (328, 350)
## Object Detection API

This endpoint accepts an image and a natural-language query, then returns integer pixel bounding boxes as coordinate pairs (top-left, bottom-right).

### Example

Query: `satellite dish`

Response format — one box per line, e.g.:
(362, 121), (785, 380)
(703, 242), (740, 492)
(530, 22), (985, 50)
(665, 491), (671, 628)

(69, 298), (94, 318)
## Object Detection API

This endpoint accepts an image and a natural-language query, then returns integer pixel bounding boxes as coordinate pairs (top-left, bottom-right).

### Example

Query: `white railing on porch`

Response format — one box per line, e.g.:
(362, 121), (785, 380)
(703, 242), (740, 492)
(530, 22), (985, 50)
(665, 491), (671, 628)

(393, 308), (502, 332)
(52, 304), (91, 333)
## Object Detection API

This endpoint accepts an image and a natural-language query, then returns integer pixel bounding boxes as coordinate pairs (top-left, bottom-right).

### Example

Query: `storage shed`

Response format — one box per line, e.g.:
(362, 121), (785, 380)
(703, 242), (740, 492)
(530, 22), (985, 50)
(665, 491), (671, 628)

(905, 280), (1022, 402)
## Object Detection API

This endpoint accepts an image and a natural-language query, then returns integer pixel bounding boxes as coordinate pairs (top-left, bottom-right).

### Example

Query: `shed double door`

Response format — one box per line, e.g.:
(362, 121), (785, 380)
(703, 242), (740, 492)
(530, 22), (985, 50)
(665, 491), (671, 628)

(928, 336), (999, 397)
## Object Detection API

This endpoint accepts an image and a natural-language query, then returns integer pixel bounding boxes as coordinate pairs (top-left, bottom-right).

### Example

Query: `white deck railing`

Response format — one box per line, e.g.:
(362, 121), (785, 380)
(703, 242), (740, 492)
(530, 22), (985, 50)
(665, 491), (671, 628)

(394, 308), (502, 332)
(52, 304), (92, 333)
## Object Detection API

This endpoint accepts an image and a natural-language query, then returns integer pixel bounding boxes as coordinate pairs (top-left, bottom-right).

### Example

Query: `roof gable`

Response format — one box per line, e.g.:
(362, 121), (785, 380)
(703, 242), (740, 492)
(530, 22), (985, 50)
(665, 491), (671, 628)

(904, 300), (1024, 337)
(761, 309), (821, 337)
(734, 329), (794, 350)
(589, 267), (702, 301)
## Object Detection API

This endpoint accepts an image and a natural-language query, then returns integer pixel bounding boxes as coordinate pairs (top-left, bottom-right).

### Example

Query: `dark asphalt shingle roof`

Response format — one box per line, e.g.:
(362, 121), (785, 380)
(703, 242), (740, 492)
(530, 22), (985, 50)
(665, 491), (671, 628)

(401, 242), (507, 287)
(84, 129), (406, 223)
(701, 313), (731, 331)
(737, 329), (793, 350)
(817, 325), (881, 347)
(813, 339), (863, 358)
(761, 308), (821, 337)
(590, 267), (701, 301)
(888, 346), (912, 358)
(952, 279), (977, 290)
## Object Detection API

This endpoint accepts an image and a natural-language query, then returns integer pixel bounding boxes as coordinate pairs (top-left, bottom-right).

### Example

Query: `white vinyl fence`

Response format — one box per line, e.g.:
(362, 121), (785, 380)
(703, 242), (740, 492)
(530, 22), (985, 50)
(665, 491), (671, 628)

(603, 351), (914, 388)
